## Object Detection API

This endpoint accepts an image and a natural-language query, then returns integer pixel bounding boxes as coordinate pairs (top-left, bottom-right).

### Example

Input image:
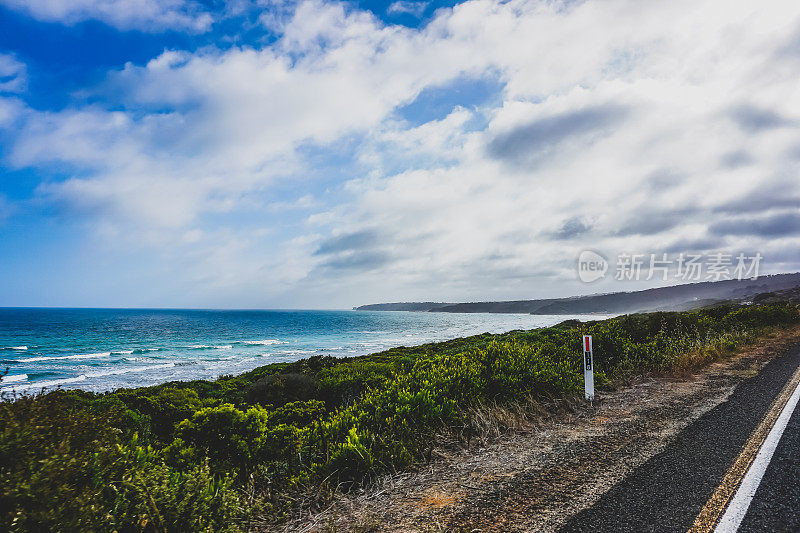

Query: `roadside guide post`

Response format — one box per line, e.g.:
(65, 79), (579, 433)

(583, 335), (594, 401)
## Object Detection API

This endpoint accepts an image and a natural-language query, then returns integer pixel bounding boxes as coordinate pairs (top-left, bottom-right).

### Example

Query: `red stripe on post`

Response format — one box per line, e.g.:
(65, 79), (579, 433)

(584, 336), (590, 351)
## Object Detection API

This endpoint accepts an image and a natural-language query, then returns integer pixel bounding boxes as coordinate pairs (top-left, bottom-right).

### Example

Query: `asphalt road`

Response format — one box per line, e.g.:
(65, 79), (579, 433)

(738, 389), (800, 532)
(557, 343), (800, 533)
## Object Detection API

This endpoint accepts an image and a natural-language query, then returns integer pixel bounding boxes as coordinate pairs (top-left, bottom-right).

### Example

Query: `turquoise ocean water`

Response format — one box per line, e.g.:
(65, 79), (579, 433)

(0, 308), (600, 393)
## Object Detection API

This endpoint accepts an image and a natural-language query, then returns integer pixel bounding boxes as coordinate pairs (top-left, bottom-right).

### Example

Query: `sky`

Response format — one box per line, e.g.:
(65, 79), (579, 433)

(0, 0), (799, 309)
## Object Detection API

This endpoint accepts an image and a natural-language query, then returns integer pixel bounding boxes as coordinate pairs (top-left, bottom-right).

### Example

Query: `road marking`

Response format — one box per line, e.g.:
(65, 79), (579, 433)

(714, 368), (800, 532)
(689, 363), (800, 533)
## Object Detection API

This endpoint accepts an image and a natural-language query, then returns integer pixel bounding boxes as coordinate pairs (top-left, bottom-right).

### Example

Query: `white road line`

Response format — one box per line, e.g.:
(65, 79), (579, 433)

(715, 371), (800, 533)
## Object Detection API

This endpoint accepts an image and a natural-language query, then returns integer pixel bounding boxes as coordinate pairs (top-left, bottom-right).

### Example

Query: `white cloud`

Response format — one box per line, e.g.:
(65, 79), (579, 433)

(0, 0), (213, 32)
(0, 97), (25, 127)
(0, 54), (27, 93)
(4, 0), (800, 306)
(387, 1), (428, 18)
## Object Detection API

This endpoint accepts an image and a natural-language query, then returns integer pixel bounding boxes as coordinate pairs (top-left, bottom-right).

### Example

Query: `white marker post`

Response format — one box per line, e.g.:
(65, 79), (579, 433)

(583, 335), (594, 401)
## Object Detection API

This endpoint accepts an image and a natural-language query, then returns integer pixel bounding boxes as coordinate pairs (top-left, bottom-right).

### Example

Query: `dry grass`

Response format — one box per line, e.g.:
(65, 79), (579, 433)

(671, 325), (800, 377)
(462, 394), (579, 446)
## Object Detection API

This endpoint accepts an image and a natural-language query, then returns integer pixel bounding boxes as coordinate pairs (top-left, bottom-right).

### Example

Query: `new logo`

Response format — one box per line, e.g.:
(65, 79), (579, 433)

(577, 250), (608, 283)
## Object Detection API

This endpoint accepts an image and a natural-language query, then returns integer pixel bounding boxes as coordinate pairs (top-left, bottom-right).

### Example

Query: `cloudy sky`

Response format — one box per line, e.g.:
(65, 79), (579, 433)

(1, 0), (799, 309)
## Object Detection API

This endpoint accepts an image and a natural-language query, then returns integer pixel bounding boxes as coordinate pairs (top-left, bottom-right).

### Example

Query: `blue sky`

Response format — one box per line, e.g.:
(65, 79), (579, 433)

(1, 0), (799, 308)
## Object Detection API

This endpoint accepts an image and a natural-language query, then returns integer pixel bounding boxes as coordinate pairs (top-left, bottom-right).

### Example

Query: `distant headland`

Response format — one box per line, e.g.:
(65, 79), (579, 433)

(354, 272), (800, 315)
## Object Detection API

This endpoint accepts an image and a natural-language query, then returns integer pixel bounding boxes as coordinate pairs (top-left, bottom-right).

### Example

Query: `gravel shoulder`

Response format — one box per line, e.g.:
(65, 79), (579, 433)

(274, 326), (800, 533)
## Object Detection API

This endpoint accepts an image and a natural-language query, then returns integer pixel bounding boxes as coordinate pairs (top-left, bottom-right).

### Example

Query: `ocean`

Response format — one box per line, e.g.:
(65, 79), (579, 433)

(0, 308), (600, 394)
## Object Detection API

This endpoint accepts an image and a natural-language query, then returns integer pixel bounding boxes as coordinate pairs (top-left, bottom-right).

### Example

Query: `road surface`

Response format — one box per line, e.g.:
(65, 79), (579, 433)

(559, 343), (800, 533)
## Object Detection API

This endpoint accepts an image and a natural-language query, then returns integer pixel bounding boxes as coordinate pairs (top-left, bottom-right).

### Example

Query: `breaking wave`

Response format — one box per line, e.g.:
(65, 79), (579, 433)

(18, 352), (111, 363)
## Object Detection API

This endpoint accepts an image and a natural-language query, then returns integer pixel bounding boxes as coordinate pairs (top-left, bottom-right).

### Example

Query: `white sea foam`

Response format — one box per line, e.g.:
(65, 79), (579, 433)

(18, 352), (111, 363)
(276, 349), (316, 356)
(86, 363), (175, 378)
(243, 339), (285, 346)
(9, 346), (28, 350)
(203, 359), (245, 370)
(25, 375), (88, 388)
(189, 344), (232, 350)
(3, 363), (178, 392)
(3, 374), (27, 383)
(111, 350), (134, 355)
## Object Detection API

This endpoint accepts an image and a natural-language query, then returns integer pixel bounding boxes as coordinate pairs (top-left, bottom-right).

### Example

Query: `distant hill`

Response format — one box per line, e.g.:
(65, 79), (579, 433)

(353, 302), (455, 311)
(354, 273), (800, 315)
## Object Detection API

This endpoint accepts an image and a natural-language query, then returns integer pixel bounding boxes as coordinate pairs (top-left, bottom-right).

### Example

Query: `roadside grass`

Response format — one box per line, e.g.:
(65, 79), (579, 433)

(451, 324), (795, 449)
(1, 302), (798, 531)
(657, 324), (797, 378)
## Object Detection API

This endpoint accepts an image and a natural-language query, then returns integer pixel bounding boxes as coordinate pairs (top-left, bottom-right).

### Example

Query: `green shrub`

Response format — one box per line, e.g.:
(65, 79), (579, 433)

(107, 454), (246, 533)
(0, 392), (129, 531)
(172, 403), (305, 479)
(318, 360), (396, 406)
(0, 393), (247, 532)
(247, 373), (319, 406)
(116, 386), (205, 442)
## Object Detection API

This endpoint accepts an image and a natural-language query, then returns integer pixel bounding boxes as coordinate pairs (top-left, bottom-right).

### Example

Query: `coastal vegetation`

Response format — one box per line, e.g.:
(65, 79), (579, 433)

(1, 303), (798, 531)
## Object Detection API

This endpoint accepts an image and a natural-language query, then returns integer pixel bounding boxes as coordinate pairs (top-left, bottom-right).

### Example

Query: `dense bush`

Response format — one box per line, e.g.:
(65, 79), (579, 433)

(1, 302), (798, 529)
(116, 386), (206, 442)
(0, 393), (247, 532)
(247, 373), (319, 406)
